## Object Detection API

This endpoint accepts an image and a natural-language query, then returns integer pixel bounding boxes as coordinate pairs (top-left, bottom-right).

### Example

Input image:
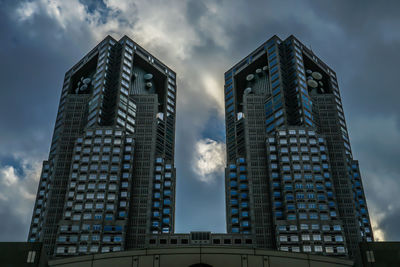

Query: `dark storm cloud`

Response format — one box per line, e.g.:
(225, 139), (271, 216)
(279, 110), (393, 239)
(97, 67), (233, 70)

(302, 1), (400, 240)
(0, 0), (100, 240)
(0, 0), (98, 158)
(0, 0), (399, 241)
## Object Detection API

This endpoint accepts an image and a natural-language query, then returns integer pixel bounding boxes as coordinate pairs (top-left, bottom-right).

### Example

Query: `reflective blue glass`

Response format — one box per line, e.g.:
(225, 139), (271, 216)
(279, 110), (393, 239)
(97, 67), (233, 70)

(270, 65), (278, 74)
(274, 101), (282, 110)
(266, 116), (274, 125)
(225, 84), (233, 93)
(268, 46), (276, 54)
(271, 72), (279, 81)
(267, 124), (275, 132)
(273, 87), (281, 96)
(272, 80), (280, 88)
(276, 117), (284, 126)
(273, 93), (281, 102)
(268, 53), (277, 61)
(225, 98), (234, 106)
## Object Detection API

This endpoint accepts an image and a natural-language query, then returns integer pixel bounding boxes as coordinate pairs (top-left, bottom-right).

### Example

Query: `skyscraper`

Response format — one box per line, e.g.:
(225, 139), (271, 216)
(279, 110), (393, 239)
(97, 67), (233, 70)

(224, 35), (373, 259)
(28, 35), (177, 256)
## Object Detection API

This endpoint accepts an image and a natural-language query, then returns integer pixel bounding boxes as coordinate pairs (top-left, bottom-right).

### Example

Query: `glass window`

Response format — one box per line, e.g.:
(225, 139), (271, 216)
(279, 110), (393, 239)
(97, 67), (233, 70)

(333, 225), (341, 231)
(335, 235), (343, 242)
(337, 246), (345, 253)
(325, 246), (334, 253)
(314, 246), (323, 252)
(300, 224), (308, 230)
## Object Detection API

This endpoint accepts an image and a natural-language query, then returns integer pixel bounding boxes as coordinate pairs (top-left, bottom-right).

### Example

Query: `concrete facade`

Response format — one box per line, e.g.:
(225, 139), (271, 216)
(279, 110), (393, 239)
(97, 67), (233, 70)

(49, 246), (353, 267)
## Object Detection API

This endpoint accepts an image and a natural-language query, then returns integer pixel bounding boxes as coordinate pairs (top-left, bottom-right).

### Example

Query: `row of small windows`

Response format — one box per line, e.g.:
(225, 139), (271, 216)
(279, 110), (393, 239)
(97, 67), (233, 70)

(148, 237), (253, 245)
(67, 191), (126, 200)
(275, 212), (336, 220)
(278, 224), (342, 232)
(280, 245), (345, 253)
(68, 200), (127, 210)
(270, 154), (327, 162)
(273, 193), (333, 201)
(58, 234), (123, 243)
(57, 245), (121, 254)
(279, 234), (343, 242)
(64, 212), (122, 221)
(271, 173), (329, 181)
(60, 222), (123, 233)
(154, 172), (173, 180)
(74, 154), (132, 162)
(71, 172), (130, 180)
(75, 145), (133, 154)
(276, 202), (330, 210)
(269, 145), (325, 154)
(69, 182), (128, 190)
(270, 136), (322, 144)
(72, 164), (130, 172)
(81, 138), (125, 145)
(271, 164), (329, 172)
(153, 190), (172, 198)
(276, 182), (332, 190)
(275, 129), (316, 136)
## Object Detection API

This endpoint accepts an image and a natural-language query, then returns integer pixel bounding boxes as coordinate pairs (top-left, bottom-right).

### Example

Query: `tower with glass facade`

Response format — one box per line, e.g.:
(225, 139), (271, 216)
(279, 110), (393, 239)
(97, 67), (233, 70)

(27, 35), (177, 256)
(224, 35), (373, 259)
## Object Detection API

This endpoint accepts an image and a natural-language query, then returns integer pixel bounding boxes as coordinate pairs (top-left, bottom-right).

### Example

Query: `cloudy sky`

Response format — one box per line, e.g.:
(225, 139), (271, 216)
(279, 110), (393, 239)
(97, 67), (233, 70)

(0, 0), (399, 242)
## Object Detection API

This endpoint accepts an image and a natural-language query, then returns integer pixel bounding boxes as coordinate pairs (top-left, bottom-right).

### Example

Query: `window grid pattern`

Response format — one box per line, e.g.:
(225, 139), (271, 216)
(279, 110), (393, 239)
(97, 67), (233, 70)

(266, 128), (347, 255)
(55, 128), (135, 255)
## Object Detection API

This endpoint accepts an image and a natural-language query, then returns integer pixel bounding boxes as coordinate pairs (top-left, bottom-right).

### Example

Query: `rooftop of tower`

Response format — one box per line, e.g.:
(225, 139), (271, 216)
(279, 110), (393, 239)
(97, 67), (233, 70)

(224, 35), (336, 78)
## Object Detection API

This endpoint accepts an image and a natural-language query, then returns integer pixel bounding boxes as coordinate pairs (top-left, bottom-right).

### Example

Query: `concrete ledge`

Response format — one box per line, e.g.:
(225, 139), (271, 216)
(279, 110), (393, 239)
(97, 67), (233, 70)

(50, 246), (354, 267)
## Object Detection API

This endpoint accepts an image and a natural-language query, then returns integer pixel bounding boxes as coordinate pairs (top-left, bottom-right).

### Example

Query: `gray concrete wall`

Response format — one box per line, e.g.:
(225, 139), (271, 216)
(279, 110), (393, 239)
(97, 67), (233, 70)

(49, 246), (353, 267)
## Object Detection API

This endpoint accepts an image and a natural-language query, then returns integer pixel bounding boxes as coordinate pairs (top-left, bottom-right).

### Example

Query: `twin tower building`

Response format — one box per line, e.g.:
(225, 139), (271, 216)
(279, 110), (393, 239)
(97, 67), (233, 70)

(28, 35), (373, 261)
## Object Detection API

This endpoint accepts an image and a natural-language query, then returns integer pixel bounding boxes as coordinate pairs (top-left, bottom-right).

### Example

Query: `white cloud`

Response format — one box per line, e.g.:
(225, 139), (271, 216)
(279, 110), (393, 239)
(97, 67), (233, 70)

(15, 1), (39, 22)
(202, 73), (225, 115)
(0, 154), (42, 222)
(193, 138), (226, 183)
